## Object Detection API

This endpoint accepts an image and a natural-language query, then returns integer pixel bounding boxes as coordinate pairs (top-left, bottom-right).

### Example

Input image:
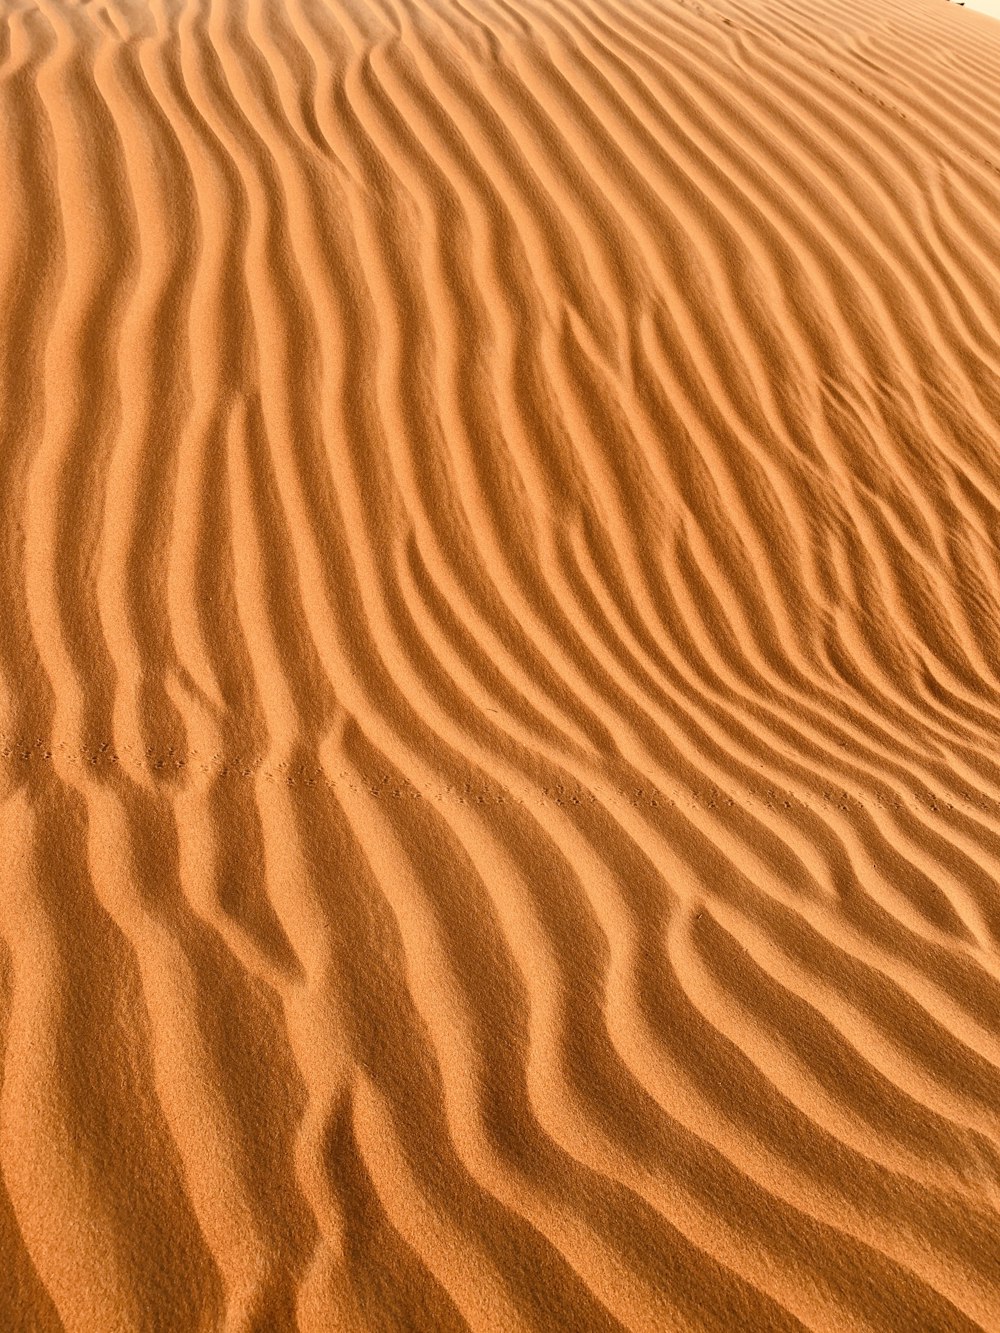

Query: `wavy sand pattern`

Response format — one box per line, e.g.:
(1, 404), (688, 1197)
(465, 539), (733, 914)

(1, 0), (1000, 1325)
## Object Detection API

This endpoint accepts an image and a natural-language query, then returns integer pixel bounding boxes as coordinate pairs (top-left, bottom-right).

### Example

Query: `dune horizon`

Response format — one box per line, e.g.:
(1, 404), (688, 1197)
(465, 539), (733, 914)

(951, 0), (1000, 19)
(2, 0), (1000, 1326)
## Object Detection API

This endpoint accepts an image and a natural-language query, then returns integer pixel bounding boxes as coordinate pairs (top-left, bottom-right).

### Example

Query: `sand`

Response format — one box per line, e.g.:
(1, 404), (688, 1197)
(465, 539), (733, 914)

(1, 0), (1000, 1325)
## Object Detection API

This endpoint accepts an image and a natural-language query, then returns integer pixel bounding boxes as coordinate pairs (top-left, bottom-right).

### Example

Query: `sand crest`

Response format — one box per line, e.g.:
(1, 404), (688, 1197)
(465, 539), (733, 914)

(1, 0), (1000, 1325)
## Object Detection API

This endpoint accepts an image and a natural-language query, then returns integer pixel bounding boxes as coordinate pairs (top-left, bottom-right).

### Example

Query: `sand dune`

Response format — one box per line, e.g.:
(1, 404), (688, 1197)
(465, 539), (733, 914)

(2, 0), (1000, 1325)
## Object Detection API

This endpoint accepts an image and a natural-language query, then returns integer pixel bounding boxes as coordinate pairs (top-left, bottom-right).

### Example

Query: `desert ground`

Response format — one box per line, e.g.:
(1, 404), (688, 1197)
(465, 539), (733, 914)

(1, 0), (1000, 1326)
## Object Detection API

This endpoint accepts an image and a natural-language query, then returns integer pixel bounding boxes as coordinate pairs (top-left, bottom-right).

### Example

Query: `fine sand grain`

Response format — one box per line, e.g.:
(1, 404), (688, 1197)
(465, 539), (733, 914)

(2, 0), (1000, 1326)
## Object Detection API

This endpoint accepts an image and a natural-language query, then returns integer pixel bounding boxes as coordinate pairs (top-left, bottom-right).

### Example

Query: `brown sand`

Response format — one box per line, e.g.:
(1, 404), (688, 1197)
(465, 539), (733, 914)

(2, 0), (1000, 1325)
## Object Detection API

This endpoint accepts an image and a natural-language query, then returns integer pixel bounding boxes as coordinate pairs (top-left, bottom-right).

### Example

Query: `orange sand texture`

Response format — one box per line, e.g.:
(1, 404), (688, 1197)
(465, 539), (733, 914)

(1, 0), (1000, 1325)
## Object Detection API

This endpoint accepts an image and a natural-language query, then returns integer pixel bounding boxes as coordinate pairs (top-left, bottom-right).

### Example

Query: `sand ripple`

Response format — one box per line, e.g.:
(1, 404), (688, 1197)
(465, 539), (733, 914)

(1, 0), (1000, 1325)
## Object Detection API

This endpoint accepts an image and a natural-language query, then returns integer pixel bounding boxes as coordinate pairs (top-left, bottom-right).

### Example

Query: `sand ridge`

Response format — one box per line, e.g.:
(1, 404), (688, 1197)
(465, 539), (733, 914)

(1, 0), (1000, 1325)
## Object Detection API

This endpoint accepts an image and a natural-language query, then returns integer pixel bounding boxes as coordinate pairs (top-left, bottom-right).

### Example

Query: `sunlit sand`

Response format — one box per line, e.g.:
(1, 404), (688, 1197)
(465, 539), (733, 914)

(1, 0), (1000, 1325)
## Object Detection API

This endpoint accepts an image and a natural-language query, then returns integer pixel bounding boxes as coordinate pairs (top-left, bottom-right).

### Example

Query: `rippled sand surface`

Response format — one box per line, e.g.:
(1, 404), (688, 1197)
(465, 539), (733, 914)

(2, 0), (1000, 1325)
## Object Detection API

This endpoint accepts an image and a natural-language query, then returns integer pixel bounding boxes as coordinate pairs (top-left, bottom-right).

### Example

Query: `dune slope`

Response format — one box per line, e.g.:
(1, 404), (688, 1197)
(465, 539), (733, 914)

(2, 0), (1000, 1325)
